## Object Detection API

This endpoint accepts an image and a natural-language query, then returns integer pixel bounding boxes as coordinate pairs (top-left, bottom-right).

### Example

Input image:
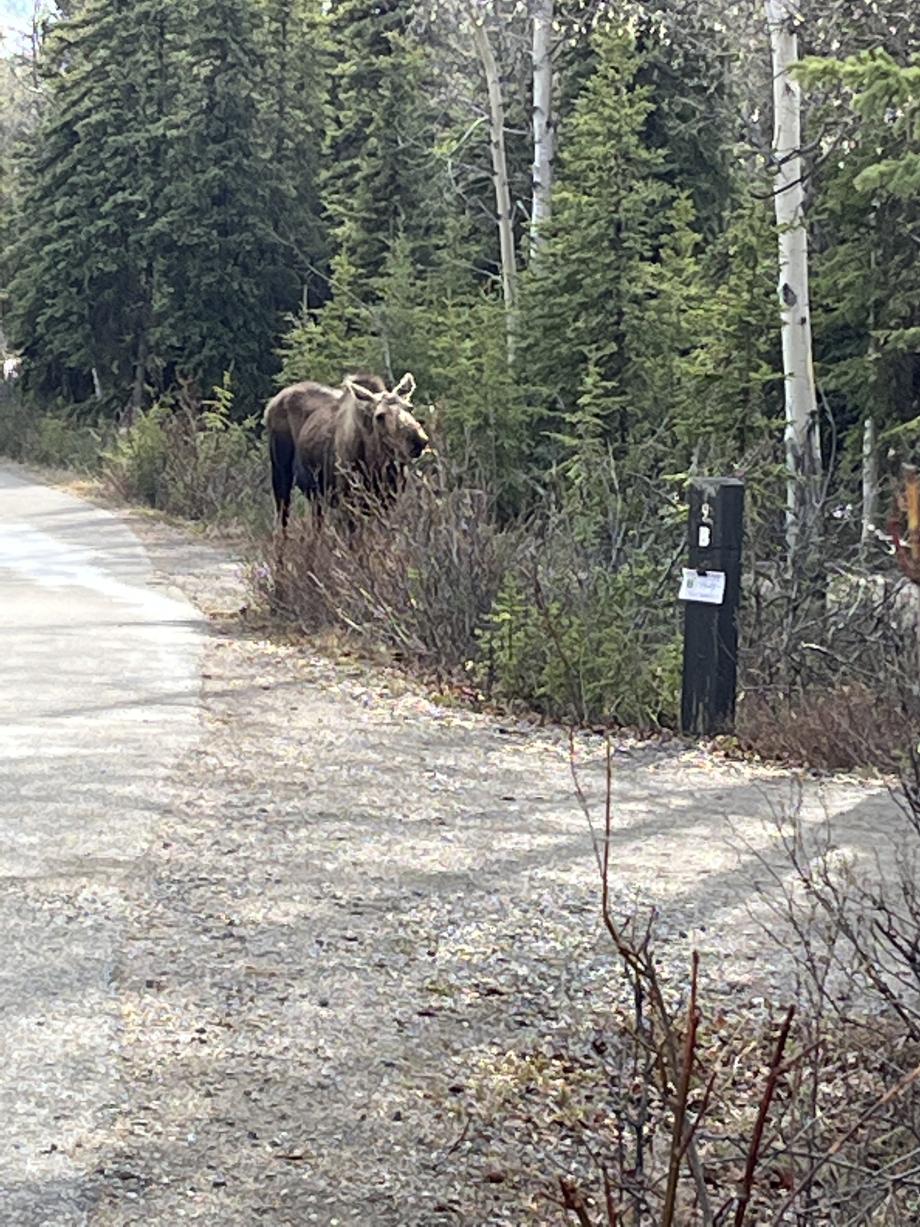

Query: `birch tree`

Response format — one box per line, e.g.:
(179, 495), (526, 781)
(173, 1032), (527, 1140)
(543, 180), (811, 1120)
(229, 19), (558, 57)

(468, 6), (516, 363)
(529, 0), (553, 255)
(764, 0), (822, 554)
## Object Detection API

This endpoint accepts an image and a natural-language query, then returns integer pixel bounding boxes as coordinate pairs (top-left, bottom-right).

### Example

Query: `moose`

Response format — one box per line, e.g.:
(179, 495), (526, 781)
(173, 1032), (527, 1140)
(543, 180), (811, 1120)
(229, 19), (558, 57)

(264, 371), (430, 529)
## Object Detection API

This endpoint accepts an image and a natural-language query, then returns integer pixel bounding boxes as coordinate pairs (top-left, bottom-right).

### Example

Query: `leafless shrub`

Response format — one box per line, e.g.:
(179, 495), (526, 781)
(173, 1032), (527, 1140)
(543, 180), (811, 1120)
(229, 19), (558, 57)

(103, 389), (269, 528)
(259, 454), (527, 674)
(738, 538), (920, 771)
(458, 736), (920, 1225)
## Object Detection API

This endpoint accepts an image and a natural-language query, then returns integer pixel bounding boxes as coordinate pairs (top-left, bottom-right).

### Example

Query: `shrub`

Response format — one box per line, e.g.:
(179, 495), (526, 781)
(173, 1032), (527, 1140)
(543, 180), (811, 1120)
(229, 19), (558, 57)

(263, 454), (523, 673)
(0, 393), (105, 471)
(479, 559), (683, 729)
(256, 445), (685, 727)
(102, 375), (269, 528)
(737, 549), (920, 771)
(103, 403), (173, 505)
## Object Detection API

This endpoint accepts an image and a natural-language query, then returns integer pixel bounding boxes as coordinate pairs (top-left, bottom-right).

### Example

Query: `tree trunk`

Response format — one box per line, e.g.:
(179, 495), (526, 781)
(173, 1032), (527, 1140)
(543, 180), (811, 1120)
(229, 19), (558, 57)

(764, 0), (821, 557)
(469, 12), (516, 364)
(129, 328), (148, 424)
(861, 416), (878, 551)
(529, 0), (553, 257)
(127, 292), (152, 428)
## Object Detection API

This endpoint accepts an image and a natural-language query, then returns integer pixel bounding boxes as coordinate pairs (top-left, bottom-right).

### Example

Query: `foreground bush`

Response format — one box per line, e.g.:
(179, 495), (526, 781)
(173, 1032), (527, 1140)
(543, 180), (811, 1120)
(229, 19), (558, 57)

(453, 738), (920, 1225)
(102, 378), (269, 529)
(262, 459), (524, 675)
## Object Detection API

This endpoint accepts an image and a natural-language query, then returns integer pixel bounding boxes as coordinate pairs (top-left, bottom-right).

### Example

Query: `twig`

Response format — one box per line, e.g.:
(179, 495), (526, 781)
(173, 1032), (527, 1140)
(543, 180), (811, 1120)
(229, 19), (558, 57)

(770, 1061), (920, 1224)
(602, 1168), (619, 1225)
(662, 951), (701, 1227)
(568, 736), (715, 1227)
(559, 1175), (596, 1226)
(734, 1003), (796, 1227)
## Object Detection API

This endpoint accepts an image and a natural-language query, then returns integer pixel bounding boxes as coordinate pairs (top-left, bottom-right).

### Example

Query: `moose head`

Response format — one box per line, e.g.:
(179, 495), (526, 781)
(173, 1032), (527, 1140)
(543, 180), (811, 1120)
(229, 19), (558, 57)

(344, 372), (429, 460)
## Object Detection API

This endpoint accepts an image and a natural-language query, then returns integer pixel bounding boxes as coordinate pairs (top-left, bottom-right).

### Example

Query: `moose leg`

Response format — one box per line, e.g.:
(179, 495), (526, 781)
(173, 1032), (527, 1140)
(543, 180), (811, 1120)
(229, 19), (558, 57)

(294, 459), (327, 534)
(269, 431), (295, 530)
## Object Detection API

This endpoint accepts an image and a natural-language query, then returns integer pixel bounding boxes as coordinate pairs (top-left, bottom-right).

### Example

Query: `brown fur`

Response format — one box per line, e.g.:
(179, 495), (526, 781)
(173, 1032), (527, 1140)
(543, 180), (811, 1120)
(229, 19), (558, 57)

(264, 372), (428, 528)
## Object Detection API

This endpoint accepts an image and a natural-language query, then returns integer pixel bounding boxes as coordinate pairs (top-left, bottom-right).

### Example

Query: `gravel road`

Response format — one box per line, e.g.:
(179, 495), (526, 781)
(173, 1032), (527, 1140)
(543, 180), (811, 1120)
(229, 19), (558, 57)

(0, 465), (907, 1225)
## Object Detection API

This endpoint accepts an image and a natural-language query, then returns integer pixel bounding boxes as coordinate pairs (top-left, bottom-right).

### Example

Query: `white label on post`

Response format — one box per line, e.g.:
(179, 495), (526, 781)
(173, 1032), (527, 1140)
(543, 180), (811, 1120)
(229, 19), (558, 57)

(679, 568), (726, 605)
(698, 524), (711, 547)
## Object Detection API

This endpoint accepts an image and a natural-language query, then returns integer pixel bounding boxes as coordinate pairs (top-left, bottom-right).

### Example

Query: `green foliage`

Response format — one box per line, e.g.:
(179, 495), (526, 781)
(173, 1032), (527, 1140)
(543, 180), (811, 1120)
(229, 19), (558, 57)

(256, 0), (329, 307)
(679, 194), (783, 465)
(103, 374), (267, 523)
(276, 251), (388, 387)
(517, 27), (707, 491)
(519, 28), (665, 400)
(634, 3), (741, 237)
(7, 0), (167, 403)
(479, 564), (682, 729)
(323, 0), (440, 281)
(0, 395), (105, 470)
(6, 0), (327, 412)
(153, 0), (289, 404)
(802, 50), (920, 457)
(103, 403), (173, 506)
(518, 22), (784, 543)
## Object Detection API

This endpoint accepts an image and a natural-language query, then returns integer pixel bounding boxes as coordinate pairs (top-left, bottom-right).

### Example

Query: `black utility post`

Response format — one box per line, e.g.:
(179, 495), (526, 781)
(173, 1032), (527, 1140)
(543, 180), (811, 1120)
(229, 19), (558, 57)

(680, 478), (745, 737)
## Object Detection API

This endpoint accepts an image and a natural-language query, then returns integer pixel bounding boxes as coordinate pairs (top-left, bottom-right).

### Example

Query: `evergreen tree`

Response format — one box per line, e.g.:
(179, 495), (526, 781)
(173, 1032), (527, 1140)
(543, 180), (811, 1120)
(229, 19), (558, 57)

(256, 0), (328, 308)
(7, 0), (325, 411)
(681, 195), (781, 465)
(153, 0), (286, 405)
(517, 27), (698, 481)
(8, 0), (176, 404)
(806, 51), (920, 457)
(323, 0), (439, 283)
(634, 2), (740, 238)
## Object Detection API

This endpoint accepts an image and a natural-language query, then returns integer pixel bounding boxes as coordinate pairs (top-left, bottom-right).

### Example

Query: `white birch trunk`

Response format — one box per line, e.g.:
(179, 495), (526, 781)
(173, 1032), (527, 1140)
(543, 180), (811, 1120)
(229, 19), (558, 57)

(861, 416), (878, 548)
(529, 0), (554, 256)
(765, 0), (821, 555)
(469, 12), (517, 363)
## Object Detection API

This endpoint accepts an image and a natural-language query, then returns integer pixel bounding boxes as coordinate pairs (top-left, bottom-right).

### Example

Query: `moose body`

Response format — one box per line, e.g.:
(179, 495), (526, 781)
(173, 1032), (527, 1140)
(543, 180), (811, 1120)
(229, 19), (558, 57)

(264, 372), (428, 528)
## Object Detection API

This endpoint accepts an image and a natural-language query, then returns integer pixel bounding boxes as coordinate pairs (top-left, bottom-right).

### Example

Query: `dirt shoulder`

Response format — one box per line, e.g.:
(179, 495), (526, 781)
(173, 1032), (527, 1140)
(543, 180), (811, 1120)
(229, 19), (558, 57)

(54, 508), (898, 1225)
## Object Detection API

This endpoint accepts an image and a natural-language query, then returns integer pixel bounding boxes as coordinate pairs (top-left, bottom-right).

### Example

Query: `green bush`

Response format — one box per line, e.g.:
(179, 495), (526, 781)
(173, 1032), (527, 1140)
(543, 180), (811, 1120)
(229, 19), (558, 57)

(31, 414), (105, 471)
(0, 394), (106, 471)
(478, 563), (682, 729)
(0, 395), (30, 460)
(103, 403), (173, 506)
(102, 375), (270, 526)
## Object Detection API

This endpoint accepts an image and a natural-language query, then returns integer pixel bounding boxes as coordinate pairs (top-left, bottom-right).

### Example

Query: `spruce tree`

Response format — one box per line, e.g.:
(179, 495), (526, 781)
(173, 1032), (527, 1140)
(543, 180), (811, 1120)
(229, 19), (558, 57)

(323, 0), (439, 284)
(8, 0), (175, 405)
(806, 52), (920, 452)
(256, 0), (328, 309)
(8, 0), (323, 411)
(517, 27), (699, 481)
(154, 0), (285, 405)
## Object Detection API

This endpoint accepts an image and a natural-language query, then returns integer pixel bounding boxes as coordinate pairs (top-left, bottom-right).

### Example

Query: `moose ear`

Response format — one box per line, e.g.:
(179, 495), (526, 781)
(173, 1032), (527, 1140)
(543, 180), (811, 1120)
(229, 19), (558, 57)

(345, 378), (381, 407)
(393, 372), (416, 401)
